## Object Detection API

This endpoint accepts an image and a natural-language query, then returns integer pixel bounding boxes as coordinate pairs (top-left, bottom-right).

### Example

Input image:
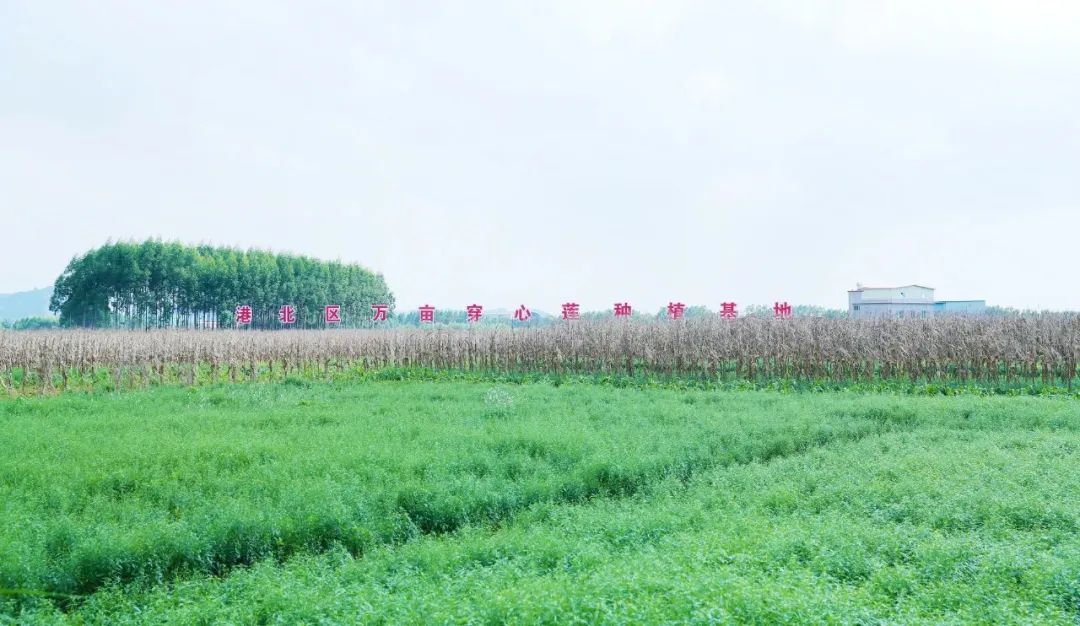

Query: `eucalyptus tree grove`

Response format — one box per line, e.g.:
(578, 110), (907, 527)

(48, 241), (394, 328)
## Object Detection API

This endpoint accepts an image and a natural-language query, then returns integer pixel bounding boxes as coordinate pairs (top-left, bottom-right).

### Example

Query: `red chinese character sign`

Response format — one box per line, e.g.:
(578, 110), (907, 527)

(614, 302), (632, 318)
(466, 304), (483, 323)
(371, 303), (389, 322)
(667, 302), (686, 320)
(419, 305), (436, 324)
(720, 302), (738, 319)
(774, 301), (792, 319)
(513, 305), (531, 322)
(324, 305), (341, 324)
(561, 302), (580, 320)
(278, 304), (296, 325)
(235, 305), (253, 326)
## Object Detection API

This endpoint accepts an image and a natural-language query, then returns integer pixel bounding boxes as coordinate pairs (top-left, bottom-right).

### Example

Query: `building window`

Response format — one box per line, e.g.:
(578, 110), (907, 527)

(853, 305), (860, 311)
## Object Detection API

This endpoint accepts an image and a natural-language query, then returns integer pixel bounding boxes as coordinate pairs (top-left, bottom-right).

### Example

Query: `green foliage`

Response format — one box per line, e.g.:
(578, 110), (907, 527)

(0, 383), (903, 596)
(2, 383), (1080, 623)
(48, 240), (394, 329)
(0, 316), (59, 330)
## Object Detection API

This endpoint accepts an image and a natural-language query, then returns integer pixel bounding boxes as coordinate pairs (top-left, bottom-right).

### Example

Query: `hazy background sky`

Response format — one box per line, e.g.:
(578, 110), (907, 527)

(2, 1), (1078, 312)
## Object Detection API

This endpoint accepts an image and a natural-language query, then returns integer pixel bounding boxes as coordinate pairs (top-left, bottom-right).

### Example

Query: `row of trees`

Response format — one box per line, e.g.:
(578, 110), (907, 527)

(49, 241), (395, 329)
(0, 317), (59, 330)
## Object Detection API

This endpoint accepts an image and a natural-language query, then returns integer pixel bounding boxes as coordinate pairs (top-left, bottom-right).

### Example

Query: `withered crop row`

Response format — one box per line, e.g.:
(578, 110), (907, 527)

(1, 315), (1078, 393)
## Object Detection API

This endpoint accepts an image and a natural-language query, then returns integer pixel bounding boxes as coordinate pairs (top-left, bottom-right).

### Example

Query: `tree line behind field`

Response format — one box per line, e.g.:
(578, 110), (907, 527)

(48, 241), (394, 329)
(0, 317), (59, 330)
(25, 239), (1060, 331)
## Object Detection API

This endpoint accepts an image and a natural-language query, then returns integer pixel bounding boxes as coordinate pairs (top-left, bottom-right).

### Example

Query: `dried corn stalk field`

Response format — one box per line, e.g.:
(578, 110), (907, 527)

(2, 316), (1079, 393)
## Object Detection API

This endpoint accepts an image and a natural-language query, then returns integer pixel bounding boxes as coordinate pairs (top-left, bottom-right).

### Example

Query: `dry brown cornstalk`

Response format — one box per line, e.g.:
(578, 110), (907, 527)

(1, 315), (1079, 394)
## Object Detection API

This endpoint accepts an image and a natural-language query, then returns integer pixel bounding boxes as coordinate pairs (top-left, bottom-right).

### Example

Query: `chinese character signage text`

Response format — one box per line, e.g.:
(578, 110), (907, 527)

(228, 298), (798, 327)
(235, 305), (252, 325)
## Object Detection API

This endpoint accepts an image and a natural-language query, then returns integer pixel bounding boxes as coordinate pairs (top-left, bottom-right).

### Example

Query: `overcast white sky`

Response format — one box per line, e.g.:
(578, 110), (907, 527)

(2, 1), (1078, 311)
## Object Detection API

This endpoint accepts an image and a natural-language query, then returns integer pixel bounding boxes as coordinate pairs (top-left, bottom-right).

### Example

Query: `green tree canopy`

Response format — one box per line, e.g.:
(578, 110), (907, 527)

(49, 240), (394, 329)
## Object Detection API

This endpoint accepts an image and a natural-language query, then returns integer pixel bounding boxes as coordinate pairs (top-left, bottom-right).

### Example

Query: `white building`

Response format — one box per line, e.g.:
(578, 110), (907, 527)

(848, 284), (935, 318)
(848, 284), (986, 318)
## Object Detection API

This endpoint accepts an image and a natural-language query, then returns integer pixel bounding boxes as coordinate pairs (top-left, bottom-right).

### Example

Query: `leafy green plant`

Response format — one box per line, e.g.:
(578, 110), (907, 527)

(4, 382), (1078, 623)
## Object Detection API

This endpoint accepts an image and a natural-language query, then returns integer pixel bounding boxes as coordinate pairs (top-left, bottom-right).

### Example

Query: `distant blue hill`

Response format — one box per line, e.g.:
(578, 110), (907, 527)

(0, 287), (54, 321)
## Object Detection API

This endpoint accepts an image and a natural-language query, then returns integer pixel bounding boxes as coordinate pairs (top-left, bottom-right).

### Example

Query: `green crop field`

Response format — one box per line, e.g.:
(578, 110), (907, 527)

(2, 380), (1079, 624)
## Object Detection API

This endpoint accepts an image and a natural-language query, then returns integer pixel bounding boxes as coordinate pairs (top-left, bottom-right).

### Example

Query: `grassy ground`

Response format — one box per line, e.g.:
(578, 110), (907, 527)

(2, 381), (1078, 624)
